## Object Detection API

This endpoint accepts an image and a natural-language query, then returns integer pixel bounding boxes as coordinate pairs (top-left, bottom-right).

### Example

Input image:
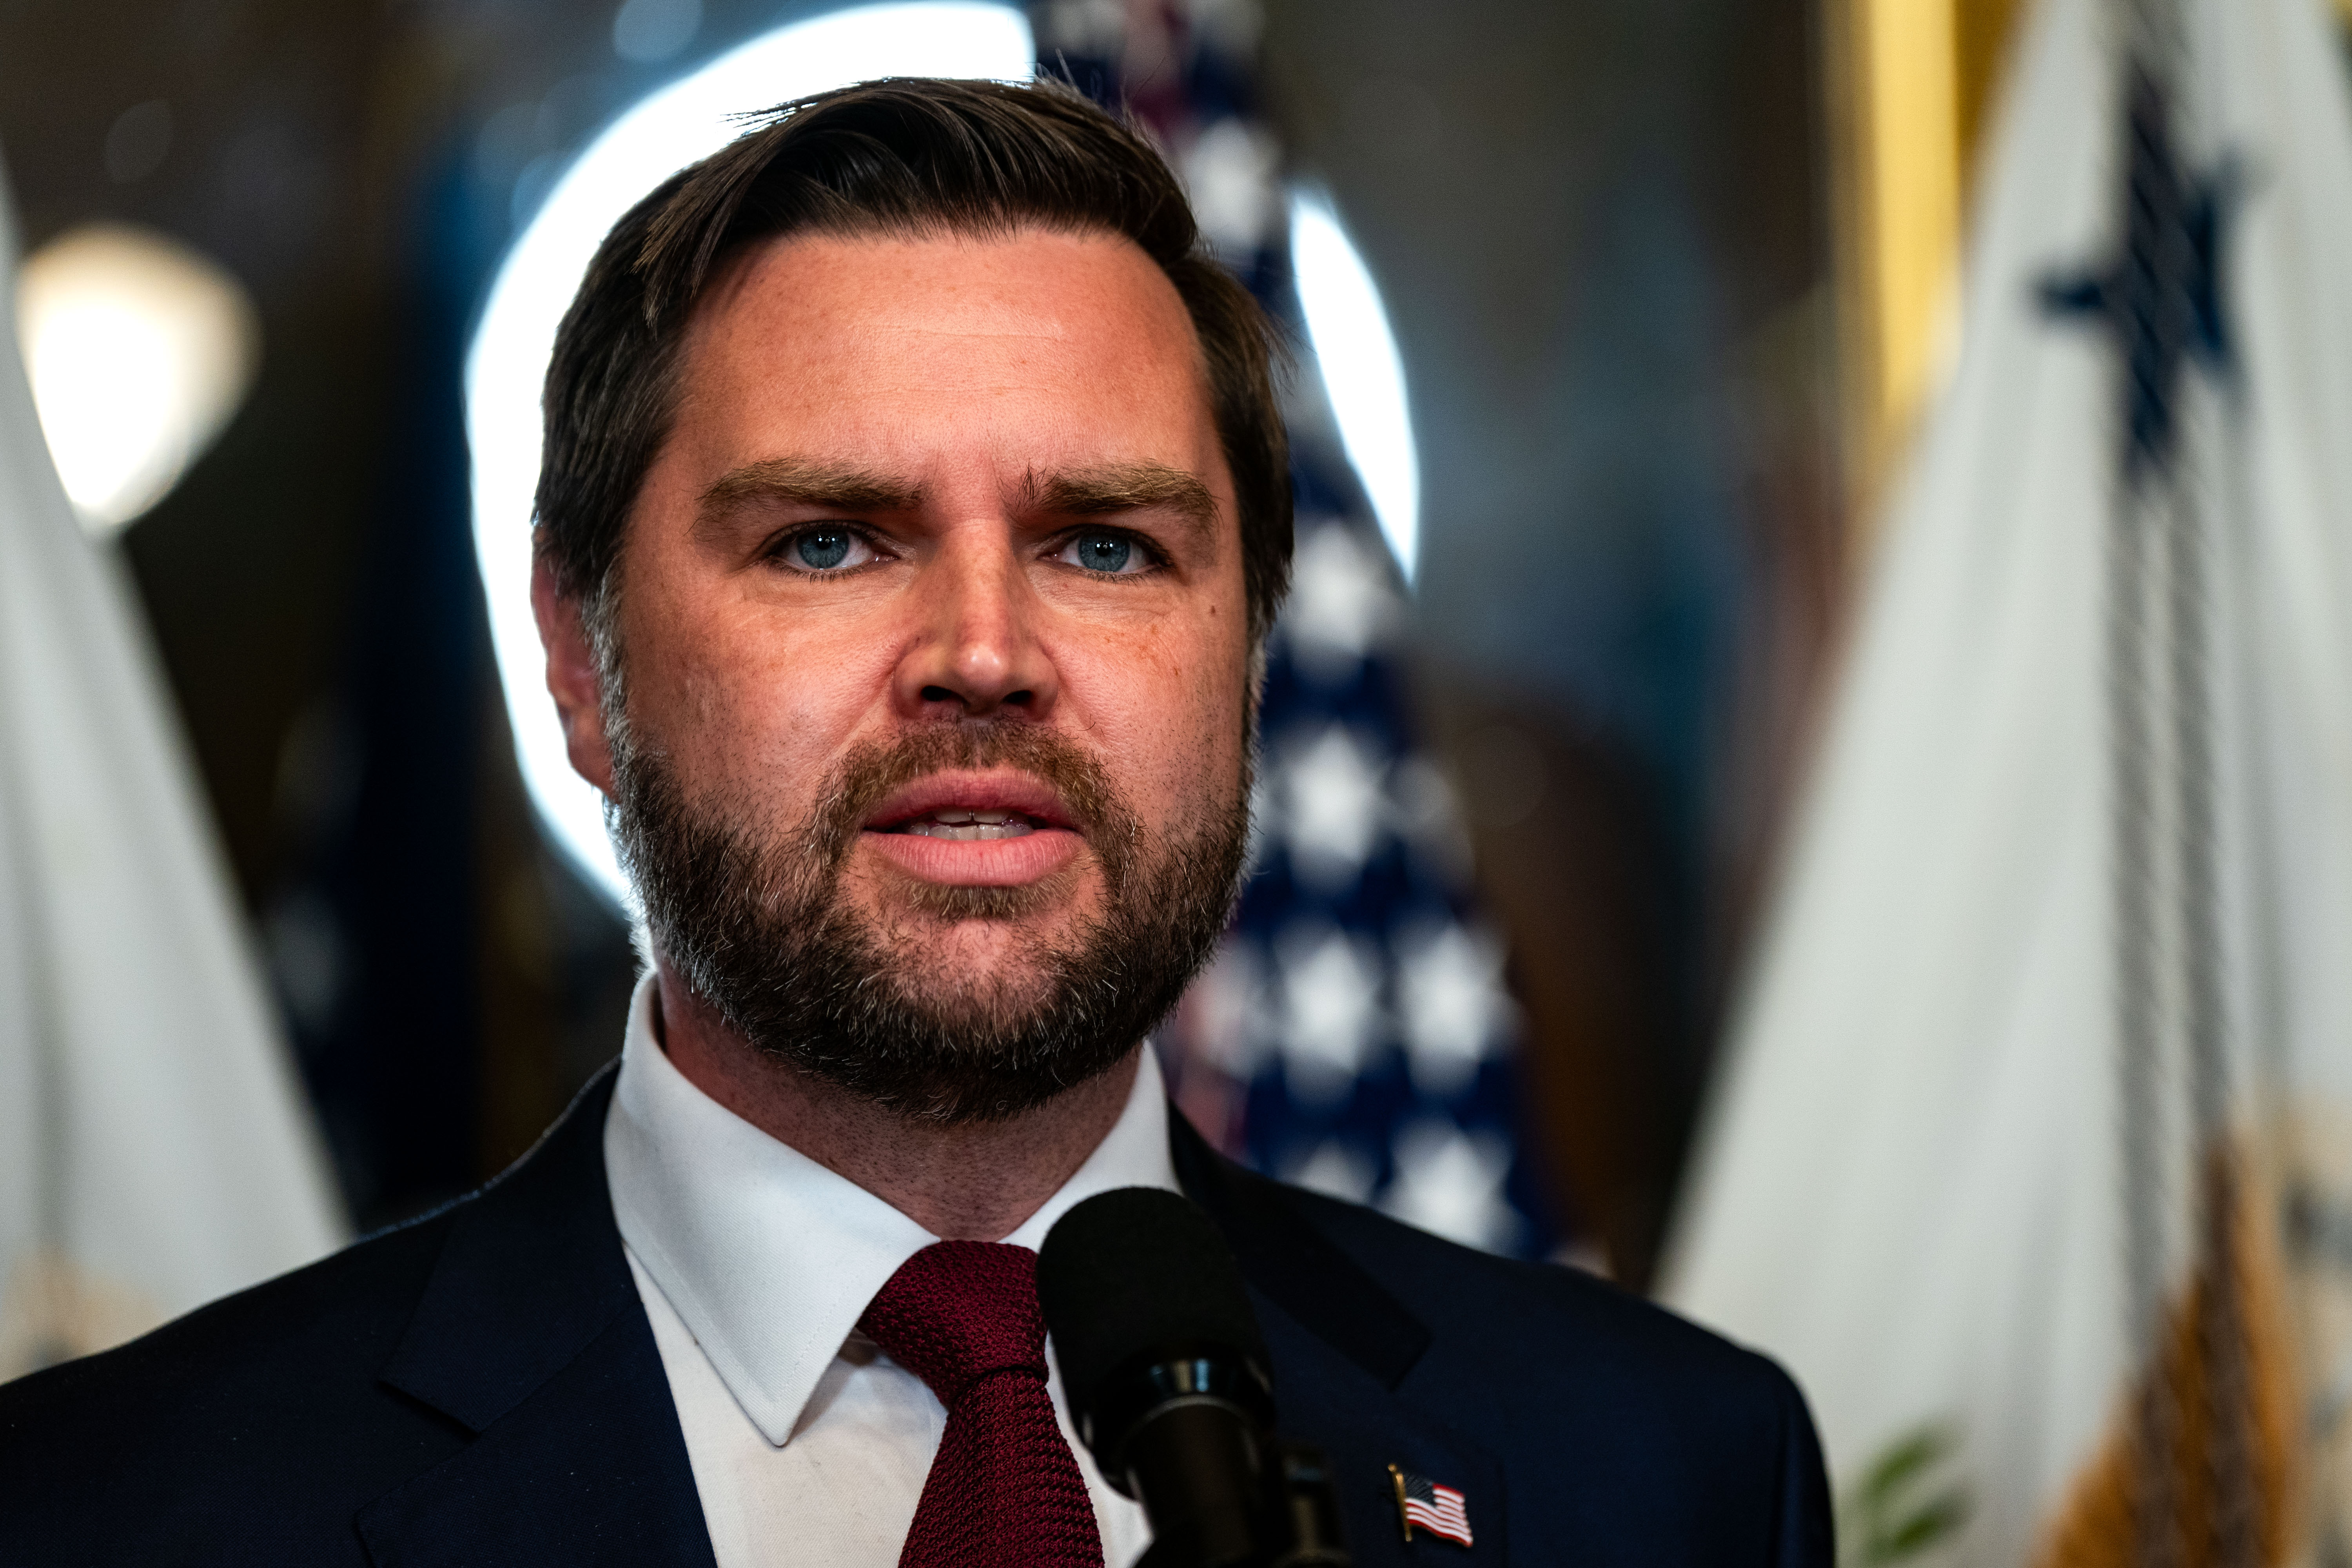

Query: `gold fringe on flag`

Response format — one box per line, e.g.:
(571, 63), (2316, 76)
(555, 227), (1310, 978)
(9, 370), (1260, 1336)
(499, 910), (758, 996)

(2034, 1147), (2297, 1568)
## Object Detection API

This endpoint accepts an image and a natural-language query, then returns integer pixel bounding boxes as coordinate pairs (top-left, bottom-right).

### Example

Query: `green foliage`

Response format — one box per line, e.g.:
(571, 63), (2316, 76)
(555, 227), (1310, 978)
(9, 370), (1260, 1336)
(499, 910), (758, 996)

(1838, 1423), (1971, 1568)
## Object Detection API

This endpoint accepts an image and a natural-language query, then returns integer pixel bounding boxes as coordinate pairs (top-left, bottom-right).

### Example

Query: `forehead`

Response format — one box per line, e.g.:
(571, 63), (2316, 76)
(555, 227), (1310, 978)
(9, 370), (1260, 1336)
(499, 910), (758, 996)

(671, 227), (1218, 469)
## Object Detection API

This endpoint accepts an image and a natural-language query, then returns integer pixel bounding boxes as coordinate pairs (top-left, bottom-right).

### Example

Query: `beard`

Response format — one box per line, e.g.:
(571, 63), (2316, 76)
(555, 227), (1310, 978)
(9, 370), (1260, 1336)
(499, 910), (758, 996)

(606, 714), (1249, 1125)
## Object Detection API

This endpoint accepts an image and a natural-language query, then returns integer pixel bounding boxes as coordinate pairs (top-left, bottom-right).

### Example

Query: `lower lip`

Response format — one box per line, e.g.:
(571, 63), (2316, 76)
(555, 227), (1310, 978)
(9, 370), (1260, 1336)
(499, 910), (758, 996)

(859, 826), (1085, 887)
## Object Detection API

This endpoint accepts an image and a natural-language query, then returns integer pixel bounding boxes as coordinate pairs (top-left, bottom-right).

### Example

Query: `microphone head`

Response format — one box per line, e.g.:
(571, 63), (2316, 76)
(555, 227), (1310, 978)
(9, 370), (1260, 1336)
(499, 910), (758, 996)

(1038, 1187), (1272, 1446)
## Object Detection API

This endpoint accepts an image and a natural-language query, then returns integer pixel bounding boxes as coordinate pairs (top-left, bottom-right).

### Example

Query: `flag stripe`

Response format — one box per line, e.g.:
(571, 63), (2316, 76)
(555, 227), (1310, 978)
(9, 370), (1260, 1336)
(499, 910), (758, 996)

(1398, 1472), (1474, 1545)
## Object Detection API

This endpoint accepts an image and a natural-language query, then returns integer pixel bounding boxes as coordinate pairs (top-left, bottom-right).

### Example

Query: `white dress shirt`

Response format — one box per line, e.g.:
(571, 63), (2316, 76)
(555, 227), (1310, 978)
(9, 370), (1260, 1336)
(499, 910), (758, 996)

(603, 973), (1176, 1567)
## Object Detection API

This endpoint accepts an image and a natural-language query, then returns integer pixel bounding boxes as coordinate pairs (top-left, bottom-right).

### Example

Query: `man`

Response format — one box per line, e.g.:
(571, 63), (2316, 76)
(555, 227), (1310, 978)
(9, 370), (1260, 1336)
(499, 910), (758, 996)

(0, 80), (1829, 1566)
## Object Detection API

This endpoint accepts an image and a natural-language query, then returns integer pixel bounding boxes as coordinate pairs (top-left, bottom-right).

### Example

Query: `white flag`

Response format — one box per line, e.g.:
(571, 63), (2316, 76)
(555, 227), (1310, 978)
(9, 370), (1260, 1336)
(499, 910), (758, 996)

(0, 166), (345, 1378)
(1664, 0), (2352, 1562)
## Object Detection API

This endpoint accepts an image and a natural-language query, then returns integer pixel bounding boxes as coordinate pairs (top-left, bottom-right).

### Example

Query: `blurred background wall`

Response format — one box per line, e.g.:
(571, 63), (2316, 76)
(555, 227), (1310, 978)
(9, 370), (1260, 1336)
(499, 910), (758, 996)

(8, 0), (2341, 1276)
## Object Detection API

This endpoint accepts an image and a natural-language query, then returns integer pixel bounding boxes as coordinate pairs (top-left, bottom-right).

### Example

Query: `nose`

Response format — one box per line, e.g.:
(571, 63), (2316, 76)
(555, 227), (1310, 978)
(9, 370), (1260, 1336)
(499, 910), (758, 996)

(892, 529), (1058, 720)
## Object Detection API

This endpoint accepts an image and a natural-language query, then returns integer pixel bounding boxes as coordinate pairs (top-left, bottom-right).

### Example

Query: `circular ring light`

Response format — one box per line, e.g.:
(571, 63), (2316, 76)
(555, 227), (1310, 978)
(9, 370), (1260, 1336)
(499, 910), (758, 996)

(467, 3), (1034, 905)
(1289, 187), (1419, 580)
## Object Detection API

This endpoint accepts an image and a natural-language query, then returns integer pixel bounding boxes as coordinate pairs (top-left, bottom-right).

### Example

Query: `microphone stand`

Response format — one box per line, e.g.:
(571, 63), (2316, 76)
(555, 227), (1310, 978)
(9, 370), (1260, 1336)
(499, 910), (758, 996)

(1039, 1190), (1353, 1568)
(1093, 1350), (1350, 1568)
(1127, 1437), (1349, 1568)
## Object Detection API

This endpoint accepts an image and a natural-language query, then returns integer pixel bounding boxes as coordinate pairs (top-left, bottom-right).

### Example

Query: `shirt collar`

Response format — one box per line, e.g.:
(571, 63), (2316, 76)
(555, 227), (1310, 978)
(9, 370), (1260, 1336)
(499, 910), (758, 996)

(602, 971), (1180, 1446)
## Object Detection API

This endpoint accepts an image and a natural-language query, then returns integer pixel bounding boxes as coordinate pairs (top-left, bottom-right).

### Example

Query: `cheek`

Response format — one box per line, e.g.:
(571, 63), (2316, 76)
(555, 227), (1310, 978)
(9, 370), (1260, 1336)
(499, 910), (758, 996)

(625, 596), (897, 797)
(1067, 618), (1250, 821)
(1173, 670), (1251, 821)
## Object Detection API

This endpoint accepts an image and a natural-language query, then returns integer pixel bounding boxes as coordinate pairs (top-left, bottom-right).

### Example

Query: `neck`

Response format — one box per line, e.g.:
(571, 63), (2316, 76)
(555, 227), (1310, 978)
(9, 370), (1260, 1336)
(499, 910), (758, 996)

(649, 961), (1142, 1240)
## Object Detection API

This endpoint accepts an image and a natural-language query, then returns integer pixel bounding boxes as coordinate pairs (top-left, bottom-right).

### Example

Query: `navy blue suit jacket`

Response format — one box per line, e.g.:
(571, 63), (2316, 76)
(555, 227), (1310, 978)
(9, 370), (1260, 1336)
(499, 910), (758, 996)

(0, 1067), (1830, 1565)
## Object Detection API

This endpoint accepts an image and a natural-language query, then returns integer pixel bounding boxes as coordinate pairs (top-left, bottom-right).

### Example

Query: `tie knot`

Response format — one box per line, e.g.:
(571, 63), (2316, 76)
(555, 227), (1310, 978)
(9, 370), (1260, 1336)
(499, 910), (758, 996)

(859, 1241), (1049, 1407)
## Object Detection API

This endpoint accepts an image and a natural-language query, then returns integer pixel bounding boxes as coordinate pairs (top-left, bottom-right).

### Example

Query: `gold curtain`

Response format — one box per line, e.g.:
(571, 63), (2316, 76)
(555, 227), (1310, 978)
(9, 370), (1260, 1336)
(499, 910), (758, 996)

(1827, 0), (2026, 549)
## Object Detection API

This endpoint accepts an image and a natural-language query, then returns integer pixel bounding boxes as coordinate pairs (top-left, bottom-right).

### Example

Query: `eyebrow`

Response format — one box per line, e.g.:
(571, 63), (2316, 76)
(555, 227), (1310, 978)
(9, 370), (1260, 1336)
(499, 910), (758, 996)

(699, 457), (925, 523)
(1020, 462), (1218, 540)
(694, 455), (1217, 542)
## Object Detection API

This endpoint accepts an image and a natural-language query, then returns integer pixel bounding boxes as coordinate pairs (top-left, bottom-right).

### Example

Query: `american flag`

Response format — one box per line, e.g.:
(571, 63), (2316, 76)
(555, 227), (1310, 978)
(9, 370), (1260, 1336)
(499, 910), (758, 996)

(1031, 0), (1559, 1266)
(1391, 1465), (1474, 1548)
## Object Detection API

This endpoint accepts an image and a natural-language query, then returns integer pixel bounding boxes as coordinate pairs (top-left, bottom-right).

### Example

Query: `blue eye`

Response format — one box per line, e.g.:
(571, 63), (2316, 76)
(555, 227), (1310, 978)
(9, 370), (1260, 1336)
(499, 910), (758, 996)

(793, 528), (854, 570)
(1071, 533), (1134, 574)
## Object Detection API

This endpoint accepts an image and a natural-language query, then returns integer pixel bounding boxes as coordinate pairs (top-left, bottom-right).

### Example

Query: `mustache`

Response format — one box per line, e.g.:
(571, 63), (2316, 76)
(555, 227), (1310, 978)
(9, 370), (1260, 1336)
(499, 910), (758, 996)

(803, 722), (1138, 895)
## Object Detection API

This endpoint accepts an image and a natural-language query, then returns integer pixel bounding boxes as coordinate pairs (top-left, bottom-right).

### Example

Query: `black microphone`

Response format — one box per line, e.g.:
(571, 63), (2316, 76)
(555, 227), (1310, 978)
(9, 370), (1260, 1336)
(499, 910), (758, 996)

(1038, 1188), (1348, 1568)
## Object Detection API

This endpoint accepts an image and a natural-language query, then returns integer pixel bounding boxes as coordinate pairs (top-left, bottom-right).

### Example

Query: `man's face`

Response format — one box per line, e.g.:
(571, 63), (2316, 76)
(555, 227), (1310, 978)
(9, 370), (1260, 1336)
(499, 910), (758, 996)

(556, 227), (1254, 1119)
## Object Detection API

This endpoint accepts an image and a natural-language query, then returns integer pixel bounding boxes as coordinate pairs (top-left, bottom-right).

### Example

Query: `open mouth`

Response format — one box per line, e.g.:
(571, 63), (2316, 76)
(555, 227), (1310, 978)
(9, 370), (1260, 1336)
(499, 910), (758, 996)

(887, 808), (1045, 842)
(864, 771), (1077, 841)
(858, 771), (1089, 889)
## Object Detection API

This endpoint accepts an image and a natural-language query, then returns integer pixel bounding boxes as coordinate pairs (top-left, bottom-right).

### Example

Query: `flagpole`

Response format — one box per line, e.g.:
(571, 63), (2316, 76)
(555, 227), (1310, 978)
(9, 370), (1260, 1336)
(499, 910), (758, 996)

(2103, 0), (2261, 1555)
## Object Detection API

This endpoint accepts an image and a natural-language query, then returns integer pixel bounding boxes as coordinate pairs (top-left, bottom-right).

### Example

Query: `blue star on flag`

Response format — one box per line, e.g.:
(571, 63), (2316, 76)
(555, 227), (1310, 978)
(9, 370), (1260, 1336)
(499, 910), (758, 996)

(2040, 65), (2236, 478)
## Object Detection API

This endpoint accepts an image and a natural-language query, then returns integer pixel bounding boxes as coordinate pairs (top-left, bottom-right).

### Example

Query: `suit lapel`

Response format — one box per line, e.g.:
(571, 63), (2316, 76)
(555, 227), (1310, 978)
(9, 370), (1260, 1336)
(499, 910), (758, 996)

(349, 1072), (1500, 1566)
(356, 1067), (715, 1568)
(1171, 1112), (1509, 1565)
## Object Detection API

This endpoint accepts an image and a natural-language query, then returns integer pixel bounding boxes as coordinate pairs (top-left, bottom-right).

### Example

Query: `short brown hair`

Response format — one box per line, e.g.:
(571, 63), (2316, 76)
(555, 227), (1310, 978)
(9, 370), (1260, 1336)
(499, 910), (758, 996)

(534, 76), (1292, 645)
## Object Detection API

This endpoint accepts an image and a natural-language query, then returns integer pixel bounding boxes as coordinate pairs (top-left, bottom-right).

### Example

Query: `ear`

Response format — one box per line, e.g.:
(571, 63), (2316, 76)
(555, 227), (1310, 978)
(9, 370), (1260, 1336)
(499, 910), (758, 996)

(532, 553), (617, 797)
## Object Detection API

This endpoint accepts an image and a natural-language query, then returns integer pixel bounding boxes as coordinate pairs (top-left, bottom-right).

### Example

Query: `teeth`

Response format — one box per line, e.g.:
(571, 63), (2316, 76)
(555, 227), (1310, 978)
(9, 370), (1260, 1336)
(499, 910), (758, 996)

(906, 817), (1035, 841)
(901, 807), (1035, 840)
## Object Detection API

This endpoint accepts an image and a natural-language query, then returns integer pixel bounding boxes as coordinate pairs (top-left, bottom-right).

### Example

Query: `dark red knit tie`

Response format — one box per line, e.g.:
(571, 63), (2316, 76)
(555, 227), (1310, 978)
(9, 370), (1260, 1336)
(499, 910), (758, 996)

(858, 1241), (1105, 1568)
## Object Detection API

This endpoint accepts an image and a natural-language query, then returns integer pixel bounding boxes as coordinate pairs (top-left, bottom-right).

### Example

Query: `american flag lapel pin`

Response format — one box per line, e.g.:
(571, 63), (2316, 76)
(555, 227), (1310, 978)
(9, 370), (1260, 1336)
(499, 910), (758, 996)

(1388, 1463), (1474, 1548)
